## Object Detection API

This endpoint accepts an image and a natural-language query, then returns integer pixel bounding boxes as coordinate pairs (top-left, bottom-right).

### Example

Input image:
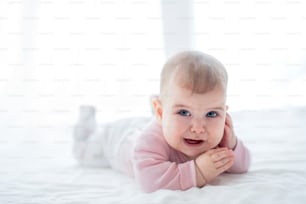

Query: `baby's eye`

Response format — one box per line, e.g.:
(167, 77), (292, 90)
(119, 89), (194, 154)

(178, 109), (191, 117)
(206, 111), (218, 118)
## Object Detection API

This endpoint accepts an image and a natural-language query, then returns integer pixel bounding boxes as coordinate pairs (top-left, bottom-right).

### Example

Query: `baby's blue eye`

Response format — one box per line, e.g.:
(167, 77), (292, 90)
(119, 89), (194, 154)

(178, 109), (191, 117)
(206, 111), (217, 118)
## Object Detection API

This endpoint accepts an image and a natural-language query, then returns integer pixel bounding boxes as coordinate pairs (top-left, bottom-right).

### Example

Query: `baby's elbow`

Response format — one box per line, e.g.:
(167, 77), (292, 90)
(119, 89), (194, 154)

(141, 185), (158, 193)
(137, 178), (160, 193)
(135, 171), (172, 193)
(136, 174), (190, 192)
(242, 157), (251, 173)
(238, 163), (250, 173)
(241, 151), (252, 173)
(228, 154), (251, 173)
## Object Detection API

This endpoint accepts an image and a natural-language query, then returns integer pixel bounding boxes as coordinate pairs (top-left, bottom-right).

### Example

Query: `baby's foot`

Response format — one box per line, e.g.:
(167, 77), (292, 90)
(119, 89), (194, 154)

(73, 105), (96, 141)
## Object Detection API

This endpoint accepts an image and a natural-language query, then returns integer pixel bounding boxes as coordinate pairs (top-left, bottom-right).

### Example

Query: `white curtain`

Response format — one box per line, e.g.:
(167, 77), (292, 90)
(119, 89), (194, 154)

(0, 0), (164, 128)
(193, 0), (306, 111)
(162, 0), (306, 111)
(1, 0), (306, 130)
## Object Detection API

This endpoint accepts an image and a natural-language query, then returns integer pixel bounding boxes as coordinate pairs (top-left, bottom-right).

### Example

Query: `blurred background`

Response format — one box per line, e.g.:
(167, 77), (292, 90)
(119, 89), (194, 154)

(0, 0), (306, 130)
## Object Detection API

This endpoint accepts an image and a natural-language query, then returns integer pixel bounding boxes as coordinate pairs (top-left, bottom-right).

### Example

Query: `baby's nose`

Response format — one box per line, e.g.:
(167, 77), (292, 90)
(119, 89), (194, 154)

(190, 118), (206, 134)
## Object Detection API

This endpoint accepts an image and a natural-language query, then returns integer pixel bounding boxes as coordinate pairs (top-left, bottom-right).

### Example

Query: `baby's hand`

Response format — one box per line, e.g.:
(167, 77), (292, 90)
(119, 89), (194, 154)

(219, 113), (237, 150)
(195, 148), (234, 184)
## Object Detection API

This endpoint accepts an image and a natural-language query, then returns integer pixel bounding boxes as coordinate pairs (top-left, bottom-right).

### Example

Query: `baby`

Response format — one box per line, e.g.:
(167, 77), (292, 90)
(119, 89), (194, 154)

(73, 51), (251, 192)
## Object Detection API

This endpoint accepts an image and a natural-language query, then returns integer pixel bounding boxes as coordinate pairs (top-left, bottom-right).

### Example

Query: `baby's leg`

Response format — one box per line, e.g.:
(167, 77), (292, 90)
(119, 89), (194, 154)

(73, 106), (109, 167)
(73, 105), (152, 170)
(101, 117), (152, 173)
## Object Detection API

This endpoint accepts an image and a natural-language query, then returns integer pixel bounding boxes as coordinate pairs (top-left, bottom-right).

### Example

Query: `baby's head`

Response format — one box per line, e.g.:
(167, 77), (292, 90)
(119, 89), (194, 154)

(153, 51), (229, 158)
(159, 51), (228, 102)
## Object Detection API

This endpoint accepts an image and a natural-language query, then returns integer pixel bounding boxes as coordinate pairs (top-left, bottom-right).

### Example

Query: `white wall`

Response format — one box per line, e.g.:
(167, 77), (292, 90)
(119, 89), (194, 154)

(194, 0), (306, 111)
(0, 0), (306, 130)
(0, 0), (164, 129)
(161, 0), (306, 111)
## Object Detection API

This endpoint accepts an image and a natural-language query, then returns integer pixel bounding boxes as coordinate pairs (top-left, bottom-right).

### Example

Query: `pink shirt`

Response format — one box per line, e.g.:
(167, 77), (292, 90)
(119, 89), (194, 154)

(127, 120), (251, 192)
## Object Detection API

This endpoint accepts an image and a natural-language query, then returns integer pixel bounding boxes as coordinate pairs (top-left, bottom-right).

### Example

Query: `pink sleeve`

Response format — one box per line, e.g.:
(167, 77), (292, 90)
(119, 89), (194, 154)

(134, 157), (196, 192)
(227, 139), (251, 173)
(133, 123), (197, 192)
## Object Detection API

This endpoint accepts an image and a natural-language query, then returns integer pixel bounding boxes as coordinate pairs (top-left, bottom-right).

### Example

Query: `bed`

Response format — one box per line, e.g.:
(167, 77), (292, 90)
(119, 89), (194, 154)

(1, 107), (306, 203)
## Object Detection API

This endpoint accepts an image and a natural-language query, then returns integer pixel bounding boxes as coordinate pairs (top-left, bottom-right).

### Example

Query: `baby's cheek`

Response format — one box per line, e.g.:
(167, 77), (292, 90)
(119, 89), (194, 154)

(216, 124), (225, 141)
(217, 134), (224, 144)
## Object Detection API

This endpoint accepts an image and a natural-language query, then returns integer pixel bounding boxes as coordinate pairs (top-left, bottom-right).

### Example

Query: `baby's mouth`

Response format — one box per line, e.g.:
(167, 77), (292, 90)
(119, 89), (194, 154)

(184, 138), (204, 145)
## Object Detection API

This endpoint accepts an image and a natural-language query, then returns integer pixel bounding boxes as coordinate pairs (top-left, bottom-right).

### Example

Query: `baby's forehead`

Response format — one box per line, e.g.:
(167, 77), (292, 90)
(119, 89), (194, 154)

(164, 84), (226, 103)
(161, 78), (226, 103)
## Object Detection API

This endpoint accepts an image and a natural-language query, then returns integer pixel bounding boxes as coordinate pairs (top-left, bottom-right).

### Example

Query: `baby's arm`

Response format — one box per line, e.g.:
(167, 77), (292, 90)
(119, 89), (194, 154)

(134, 157), (197, 192)
(134, 146), (234, 192)
(134, 126), (198, 192)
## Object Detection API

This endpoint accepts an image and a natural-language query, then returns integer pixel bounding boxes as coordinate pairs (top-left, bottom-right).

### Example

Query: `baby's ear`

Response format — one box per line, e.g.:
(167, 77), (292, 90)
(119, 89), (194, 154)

(151, 97), (163, 122)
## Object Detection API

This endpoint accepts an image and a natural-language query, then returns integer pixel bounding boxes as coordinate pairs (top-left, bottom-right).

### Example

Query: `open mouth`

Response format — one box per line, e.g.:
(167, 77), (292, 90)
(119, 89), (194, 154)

(184, 138), (204, 145)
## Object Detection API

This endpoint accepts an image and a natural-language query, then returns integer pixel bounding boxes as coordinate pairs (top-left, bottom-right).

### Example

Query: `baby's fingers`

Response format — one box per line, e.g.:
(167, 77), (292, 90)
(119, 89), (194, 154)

(214, 156), (234, 170)
(211, 149), (234, 162)
(219, 157), (234, 172)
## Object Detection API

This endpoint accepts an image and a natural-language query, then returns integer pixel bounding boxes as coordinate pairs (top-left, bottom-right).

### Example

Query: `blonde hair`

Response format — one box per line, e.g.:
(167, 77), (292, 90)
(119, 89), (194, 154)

(160, 51), (228, 100)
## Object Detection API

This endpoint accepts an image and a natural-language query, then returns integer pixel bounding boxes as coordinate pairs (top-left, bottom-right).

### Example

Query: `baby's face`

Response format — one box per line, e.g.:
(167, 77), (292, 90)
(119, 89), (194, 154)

(159, 84), (227, 159)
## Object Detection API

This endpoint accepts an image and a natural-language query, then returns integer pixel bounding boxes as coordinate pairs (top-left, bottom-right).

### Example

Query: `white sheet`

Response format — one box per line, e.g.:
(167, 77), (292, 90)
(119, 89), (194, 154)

(1, 107), (306, 204)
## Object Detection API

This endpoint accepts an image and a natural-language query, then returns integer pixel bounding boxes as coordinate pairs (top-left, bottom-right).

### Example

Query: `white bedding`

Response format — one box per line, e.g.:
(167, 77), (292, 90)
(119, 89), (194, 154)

(1, 107), (306, 204)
